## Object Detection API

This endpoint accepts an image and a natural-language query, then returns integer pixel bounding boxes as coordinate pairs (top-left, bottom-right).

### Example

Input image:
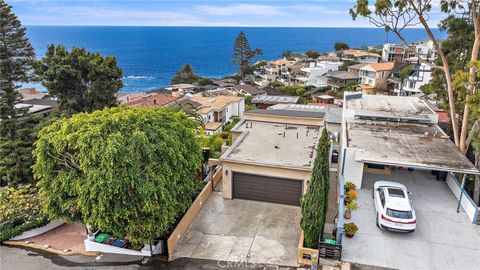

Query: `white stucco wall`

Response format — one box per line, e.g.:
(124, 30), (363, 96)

(446, 173), (479, 223)
(238, 99), (245, 118)
(342, 148), (364, 188)
(225, 105), (233, 121)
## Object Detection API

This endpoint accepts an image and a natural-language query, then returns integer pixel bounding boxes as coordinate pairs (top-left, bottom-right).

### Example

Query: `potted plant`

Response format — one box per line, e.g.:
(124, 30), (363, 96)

(344, 189), (358, 205)
(344, 181), (356, 192)
(344, 202), (358, 219)
(343, 222), (358, 238)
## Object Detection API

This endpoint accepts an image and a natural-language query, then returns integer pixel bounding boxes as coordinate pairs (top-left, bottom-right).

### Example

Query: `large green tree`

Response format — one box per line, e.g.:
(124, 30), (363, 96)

(334, 42), (350, 51)
(232, 31), (262, 78)
(305, 50), (320, 59)
(34, 107), (203, 247)
(0, 0), (37, 186)
(301, 128), (330, 248)
(35, 45), (123, 116)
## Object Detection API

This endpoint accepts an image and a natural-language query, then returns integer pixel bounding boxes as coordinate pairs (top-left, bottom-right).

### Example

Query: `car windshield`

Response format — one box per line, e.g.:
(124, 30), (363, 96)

(386, 208), (413, 219)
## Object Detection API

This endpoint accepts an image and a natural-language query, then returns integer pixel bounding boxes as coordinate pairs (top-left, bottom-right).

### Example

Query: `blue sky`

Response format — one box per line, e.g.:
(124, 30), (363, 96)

(9, 0), (444, 27)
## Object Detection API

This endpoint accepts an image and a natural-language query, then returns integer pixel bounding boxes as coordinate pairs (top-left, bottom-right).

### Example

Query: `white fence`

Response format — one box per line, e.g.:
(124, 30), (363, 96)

(446, 173), (479, 224)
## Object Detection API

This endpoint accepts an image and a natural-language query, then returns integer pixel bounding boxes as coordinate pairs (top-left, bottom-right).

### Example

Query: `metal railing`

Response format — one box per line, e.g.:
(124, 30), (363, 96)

(318, 241), (342, 260)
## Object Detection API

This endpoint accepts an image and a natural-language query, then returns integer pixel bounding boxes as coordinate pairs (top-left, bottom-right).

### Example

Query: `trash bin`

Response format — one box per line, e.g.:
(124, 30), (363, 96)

(331, 150), (339, 164)
(94, 233), (109, 243)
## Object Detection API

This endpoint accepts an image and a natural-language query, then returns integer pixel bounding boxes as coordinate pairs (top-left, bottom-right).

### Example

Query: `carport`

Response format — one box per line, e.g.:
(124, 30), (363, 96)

(342, 170), (480, 269)
(341, 119), (480, 225)
(338, 122), (480, 269)
(337, 93), (480, 268)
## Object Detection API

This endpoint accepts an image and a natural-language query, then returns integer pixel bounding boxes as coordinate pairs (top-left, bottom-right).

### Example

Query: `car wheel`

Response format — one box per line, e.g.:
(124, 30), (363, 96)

(376, 214), (380, 228)
(372, 189), (374, 198)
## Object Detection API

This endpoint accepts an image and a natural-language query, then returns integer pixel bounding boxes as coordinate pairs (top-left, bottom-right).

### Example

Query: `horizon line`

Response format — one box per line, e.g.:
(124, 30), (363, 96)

(24, 24), (442, 30)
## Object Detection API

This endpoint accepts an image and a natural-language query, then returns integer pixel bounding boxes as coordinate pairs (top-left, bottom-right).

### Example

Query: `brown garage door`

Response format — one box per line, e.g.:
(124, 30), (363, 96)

(232, 172), (303, 206)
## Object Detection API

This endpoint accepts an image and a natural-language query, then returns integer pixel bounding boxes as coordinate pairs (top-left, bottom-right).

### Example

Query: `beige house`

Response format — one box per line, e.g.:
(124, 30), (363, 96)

(220, 108), (325, 206)
(358, 62), (395, 93)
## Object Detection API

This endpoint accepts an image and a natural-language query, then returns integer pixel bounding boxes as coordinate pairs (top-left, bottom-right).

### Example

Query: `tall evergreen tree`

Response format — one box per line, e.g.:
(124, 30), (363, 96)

(0, 0), (37, 186)
(35, 45), (123, 116)
(232, 31), (262, 78)
(171, 64), (197, 84)
(301, 128), (330, 248)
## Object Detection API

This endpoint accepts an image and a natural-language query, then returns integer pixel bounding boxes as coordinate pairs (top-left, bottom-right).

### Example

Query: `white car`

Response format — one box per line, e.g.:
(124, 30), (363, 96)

(373, 181), (416, 232)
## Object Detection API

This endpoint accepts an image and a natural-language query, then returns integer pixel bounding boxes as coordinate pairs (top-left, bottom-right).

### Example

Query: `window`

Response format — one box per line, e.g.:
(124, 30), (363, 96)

(379, 189), (386, 207)
(387, 208), (413, 219)
(387, 188), (405, 198)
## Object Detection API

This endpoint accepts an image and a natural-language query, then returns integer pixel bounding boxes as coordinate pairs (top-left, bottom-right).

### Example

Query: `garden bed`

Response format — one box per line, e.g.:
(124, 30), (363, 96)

(9, 221), (64, 241)
(297, 230), (318, 265)
(83, 166), (222, 258)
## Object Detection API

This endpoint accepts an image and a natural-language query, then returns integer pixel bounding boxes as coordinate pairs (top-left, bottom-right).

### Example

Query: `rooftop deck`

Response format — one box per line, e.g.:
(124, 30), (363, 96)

(222, 121), (321, 170)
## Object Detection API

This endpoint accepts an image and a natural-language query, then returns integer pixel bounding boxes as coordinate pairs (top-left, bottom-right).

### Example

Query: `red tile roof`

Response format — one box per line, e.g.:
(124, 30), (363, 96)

(124, 93), (178, 107)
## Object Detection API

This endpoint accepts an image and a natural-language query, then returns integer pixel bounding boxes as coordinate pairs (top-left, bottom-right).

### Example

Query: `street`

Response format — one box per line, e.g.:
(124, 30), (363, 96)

(0, 245), (268, 270)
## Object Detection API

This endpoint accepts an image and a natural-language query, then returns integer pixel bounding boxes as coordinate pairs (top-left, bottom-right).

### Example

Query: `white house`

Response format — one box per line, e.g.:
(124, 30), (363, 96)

(190, 95), (245, 134)
(394, 62), (432, 96)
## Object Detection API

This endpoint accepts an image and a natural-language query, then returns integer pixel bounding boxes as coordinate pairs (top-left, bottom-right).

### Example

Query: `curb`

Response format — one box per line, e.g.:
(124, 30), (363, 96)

(3, 240), (99, 257)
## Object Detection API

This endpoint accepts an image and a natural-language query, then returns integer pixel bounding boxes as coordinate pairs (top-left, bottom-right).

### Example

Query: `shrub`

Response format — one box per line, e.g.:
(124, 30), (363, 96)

(344, 181), (356, 192)
(346, 189), (358, 201)
(223, 117), (240, 132)
(346, 202), (358, 211)
(301, 129), (330, 248)
(34, 107), (203, 248)
(0, 185), (49, 242)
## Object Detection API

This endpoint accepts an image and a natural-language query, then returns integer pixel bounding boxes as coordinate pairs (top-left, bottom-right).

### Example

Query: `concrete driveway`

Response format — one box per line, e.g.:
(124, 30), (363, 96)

(342, 170), (480, 269)
(172, 187), (301, 267)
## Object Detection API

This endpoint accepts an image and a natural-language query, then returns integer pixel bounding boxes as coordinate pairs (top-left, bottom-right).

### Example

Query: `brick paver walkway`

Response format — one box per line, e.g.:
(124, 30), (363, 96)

(22, 223), (87, 253)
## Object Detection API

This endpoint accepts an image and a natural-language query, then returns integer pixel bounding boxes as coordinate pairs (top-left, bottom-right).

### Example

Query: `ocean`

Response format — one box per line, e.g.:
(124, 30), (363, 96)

(25, 26), (446, 93)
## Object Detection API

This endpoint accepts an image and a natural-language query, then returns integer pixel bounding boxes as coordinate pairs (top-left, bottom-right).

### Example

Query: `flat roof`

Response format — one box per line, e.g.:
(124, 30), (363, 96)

(205, 121), (223, 131)
(347, 120), (478, 173)
(325, 107), (342, 124)
(251, 95), (299, 105)
(248, 109), (325, 119)
(326, 71), (358, 80)
(222, 121), (321, 170)
(345, 94), (437, 122)
(268, 103), (329, 112)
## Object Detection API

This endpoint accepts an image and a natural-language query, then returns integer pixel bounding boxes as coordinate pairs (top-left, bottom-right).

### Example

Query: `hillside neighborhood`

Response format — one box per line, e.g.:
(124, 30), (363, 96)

(2, 0), (480, 270)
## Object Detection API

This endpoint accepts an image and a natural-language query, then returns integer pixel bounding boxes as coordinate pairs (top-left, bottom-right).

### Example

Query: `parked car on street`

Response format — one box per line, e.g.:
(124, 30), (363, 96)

(373, 181), (416, 232)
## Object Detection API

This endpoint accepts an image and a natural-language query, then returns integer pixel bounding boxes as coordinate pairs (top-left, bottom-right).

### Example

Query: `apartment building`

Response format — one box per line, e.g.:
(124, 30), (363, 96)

(254, 58), (342, 88)
(254, 59), (295, 87)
